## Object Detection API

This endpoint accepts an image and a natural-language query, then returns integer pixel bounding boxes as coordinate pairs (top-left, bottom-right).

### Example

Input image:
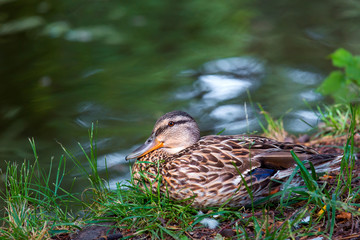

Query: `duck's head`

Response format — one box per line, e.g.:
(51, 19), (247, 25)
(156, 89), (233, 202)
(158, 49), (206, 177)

(125, 111), (200, 160)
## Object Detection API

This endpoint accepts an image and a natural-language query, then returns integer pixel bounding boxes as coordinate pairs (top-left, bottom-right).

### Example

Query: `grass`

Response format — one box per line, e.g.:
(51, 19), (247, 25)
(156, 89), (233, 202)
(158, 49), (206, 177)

(258, 101), (360, 140)
(0, 106), (359, 239)
(0, 139), (81, 240)
(316, 104), (360, 137)
(257, 104), (290, 141)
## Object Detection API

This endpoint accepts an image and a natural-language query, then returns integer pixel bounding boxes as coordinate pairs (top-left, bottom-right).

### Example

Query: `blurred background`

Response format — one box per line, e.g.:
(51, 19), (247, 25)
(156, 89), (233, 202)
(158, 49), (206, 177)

(1, 0), (360, 190)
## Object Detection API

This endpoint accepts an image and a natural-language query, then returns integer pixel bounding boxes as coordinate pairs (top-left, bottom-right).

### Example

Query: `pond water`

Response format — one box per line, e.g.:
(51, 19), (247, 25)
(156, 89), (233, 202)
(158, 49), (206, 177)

(1, 0), (360, 192)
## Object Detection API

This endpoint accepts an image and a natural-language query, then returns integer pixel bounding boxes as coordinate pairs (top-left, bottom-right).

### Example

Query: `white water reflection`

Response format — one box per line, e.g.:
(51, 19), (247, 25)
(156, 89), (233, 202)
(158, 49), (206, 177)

(209, 104), (247, 122)
(208, 104), (260, 134)
(97, 151), (128, 170)
(176, 75), (253, 103)
(97, 151), (132, 190)
(108, 173), (132, 189)
(285, 68), (323, 85)
(215, 118), (259, 134)
(174, 86), (199, 100)
(176, 57), (264, 134)
(175, 57), (263, 103)
(198, 75), (252, 101)
(201, 57), (264, 75)
(286, 110), (319, 133)
(299, 90), (323, 102)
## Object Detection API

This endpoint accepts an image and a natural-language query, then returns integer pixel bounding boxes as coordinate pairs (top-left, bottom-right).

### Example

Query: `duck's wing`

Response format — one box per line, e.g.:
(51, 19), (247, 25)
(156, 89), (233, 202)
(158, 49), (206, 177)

(239, 136), (319, 169)
(162, 136), (264, 206)
(162, 135), (298, 206)
(163, 135), (263, 191)
(171, 135), (319, 173)
(175, 135), (263, 174)
(162, 135), (341, 207)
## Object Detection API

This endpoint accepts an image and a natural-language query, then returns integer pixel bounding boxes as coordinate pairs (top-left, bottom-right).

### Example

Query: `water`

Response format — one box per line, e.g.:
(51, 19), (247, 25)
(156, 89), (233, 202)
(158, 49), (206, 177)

(1, 0), (360, 192)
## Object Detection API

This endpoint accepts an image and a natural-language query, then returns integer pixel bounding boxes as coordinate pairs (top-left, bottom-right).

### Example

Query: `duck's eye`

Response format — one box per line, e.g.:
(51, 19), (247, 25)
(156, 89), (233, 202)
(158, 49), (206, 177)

(168, 121), (175, 127)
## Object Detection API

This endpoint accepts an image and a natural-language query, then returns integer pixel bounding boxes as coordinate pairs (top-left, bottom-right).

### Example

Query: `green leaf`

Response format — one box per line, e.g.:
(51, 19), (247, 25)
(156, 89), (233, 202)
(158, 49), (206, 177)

(330, 48), (353, 68)
(349, 56), (360, 85)
(345, 66), (360, 82)
(317, 71), (345, 95)
(332, 85), (356, 103)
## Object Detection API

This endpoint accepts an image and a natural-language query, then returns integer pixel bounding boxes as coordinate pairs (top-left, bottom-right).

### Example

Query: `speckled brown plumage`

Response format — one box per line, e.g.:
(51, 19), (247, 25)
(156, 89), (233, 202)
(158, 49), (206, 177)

(127, 111), (342, 208)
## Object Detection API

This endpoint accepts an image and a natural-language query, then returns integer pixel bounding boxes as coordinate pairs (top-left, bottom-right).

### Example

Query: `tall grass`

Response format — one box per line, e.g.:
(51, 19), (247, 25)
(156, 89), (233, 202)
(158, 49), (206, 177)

(316, 104), (360, 137)
(257, 104), (291, 141)
(0, 139), (81, 239)
(59, 123), (110, 205)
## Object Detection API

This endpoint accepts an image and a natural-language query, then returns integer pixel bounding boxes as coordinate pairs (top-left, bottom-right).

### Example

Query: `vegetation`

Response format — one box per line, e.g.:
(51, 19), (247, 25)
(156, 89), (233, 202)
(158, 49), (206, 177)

(316, 49), (360, 137)
(317, 48), (360, 104)
(0, 140), (79, 239)
(257, 104), (290, 141)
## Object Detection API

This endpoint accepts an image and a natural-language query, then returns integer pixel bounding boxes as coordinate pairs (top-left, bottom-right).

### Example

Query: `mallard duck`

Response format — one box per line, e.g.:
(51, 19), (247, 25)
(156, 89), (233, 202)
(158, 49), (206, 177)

(126, 111), (342, 207)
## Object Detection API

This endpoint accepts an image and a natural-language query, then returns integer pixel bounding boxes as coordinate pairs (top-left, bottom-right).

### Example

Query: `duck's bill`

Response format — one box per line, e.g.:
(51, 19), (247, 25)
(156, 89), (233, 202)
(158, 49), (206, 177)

(125, 136), (163, 160)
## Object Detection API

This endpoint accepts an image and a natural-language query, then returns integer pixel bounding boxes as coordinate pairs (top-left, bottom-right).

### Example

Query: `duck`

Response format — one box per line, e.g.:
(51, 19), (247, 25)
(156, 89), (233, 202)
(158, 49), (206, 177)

(125, 111), (343, 208)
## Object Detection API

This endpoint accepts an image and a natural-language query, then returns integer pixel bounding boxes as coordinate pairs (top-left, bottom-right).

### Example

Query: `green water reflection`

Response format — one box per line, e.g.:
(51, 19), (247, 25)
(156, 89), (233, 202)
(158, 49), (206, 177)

(1, 0), (359, 191)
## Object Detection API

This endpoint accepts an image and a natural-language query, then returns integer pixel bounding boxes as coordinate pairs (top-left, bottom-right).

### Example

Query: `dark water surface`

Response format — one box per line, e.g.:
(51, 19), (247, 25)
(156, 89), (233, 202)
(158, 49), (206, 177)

(1, 0), (360, 191)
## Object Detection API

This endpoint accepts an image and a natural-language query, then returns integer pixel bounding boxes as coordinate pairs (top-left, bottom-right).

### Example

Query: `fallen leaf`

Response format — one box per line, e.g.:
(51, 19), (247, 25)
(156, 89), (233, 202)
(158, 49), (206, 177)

(319, 174), (333, 181)
(267, 221), (284, 232)
(336, 211), (351, 221)
(317, 205), (327, 216)
(167, 225), (181, 230)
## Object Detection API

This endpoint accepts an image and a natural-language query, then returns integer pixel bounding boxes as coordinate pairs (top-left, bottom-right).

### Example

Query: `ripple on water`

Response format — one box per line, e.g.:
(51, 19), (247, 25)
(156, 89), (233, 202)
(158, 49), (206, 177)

(198, 75), (252, 102)
(209, 104), (247, 122)
(209, 104), (259, 133)
(201, 57), (264, 76)
(285, 68), (323, 86)
(285, 110), (320, 133)
(299, 89), (323, 102)
(175, 57), (263, 103)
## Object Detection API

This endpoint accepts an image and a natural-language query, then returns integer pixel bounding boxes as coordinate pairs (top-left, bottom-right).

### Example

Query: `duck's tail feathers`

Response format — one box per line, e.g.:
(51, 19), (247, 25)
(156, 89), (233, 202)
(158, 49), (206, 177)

(272, 154), (344, 180)
(307, 154), (344, 173)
